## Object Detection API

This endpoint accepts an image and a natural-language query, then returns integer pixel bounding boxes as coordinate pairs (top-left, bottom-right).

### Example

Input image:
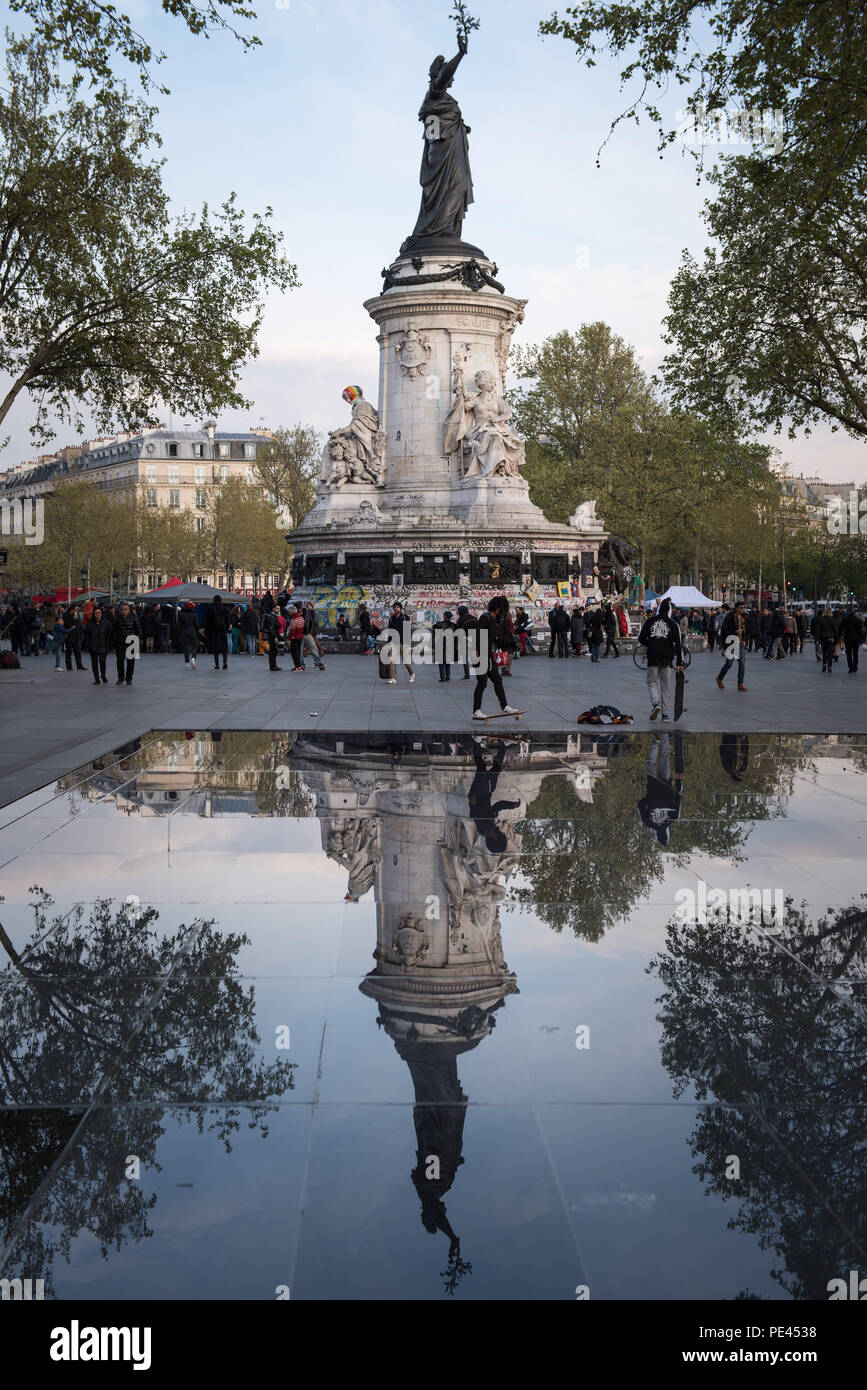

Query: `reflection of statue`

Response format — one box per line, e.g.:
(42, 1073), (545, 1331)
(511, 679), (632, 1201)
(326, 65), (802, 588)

(328, 815), (381, 900)
(401, 35), (473, 251)
(395, 327), (432, 379)
(393, 913), (429, 966)
(324, 386), (385, 489)
(441, 743), (522, 949)
(445, 368), (526, 481)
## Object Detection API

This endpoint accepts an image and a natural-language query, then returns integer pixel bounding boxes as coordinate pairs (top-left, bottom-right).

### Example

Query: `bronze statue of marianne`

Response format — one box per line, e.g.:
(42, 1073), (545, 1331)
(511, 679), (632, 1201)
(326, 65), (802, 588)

(400, 35), (476, 254)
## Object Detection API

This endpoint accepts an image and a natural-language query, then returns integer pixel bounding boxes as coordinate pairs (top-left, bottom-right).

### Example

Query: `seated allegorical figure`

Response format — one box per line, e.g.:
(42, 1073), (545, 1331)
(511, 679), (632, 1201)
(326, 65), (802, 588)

(444, 368), (526, 482)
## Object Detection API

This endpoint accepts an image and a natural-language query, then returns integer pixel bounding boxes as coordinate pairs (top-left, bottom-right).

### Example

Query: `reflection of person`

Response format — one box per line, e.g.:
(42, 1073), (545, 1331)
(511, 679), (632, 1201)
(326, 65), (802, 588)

(719, 733), (749, 782)
(468, 741), (520, 852)
(637, 732), (684, 845)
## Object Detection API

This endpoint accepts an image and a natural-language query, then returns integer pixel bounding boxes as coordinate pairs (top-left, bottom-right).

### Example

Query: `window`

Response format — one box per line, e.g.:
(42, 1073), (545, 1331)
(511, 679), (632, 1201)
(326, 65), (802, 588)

(244, 443), (256, 460)
(192, 443), (204, 458)
(195, 517), (206, 533)
(218, 443), (230, 459)
(145, 464), (157, 484)
(146, 489), (157, 508)
(168, 465), (180, 484)
(220, 465), (229, 482)
(169, 489), (180, 508)
(194, 466), (206, 485)
(167, 443), (178, 457)
(195, 488), (207, 509)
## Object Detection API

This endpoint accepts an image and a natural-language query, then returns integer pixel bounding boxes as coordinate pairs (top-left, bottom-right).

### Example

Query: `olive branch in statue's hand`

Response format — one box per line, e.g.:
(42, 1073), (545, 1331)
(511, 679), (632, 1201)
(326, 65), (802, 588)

(450, 1), (480, 49)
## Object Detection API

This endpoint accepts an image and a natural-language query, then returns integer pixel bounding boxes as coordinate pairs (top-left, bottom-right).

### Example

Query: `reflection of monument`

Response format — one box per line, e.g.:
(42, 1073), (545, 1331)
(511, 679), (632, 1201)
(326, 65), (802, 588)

(297, 734), (603, 1291)
(290, 18), (607, 619)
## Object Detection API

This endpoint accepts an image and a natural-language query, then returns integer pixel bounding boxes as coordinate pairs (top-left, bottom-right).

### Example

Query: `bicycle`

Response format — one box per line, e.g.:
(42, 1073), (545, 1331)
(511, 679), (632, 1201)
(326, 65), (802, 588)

(633, 646), (691, 671)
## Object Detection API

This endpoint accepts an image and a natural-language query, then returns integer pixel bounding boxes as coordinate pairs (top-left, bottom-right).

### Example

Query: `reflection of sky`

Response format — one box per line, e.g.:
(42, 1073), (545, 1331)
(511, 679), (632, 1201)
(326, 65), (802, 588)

(1, 734), (865, 1300)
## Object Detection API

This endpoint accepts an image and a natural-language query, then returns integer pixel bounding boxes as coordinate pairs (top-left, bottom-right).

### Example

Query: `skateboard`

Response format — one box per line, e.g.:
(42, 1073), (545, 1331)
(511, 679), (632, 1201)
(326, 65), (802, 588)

(674, 668), (686, 721)
(476, 709), (528, 725)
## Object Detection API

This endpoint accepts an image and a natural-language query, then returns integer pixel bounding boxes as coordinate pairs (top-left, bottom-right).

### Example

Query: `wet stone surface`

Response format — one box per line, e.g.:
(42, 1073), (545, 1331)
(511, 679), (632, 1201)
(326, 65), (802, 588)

(0, 729), (865, 1300)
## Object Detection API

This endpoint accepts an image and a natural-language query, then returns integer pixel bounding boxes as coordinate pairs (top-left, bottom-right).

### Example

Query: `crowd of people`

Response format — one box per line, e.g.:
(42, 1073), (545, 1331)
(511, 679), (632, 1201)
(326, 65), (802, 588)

(3, 587), (864, 719)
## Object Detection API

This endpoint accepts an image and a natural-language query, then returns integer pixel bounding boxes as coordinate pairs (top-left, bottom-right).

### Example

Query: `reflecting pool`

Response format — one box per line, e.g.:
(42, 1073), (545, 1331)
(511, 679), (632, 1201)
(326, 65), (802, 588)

(1, 730), (865, 1300)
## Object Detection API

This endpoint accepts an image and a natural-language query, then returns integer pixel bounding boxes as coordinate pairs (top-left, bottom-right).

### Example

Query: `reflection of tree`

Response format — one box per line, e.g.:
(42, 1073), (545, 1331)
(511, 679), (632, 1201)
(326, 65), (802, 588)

(0, 890), (295, 1291)
(510, 737), (806, 940)
(649, 899), (867, 1299)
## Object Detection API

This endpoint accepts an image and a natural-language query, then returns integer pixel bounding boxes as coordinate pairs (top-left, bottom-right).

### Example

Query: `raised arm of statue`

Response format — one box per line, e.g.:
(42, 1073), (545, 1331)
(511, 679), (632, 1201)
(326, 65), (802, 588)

(433, 48), (465, 92)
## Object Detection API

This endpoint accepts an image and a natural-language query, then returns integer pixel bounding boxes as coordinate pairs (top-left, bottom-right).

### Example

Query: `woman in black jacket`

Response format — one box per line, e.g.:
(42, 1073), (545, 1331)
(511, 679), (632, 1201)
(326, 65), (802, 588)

(84, 607), (111, 684)
(204, 596), (230, 670)
(178, 603), (201, 667)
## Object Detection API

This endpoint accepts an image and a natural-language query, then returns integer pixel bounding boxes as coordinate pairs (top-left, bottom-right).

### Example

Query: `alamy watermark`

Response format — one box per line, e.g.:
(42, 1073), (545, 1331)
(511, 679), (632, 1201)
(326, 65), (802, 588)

(826, 490), (867, 535)
(677, 103), (785, 157)
(675, 884), (785, 930)
(378, 627), (489, 668)
(0, 496), (44, 545)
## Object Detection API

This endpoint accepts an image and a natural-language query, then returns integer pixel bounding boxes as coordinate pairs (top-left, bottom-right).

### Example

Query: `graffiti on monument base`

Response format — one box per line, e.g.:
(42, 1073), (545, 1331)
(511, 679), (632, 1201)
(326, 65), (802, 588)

(301, 580), (604, 629)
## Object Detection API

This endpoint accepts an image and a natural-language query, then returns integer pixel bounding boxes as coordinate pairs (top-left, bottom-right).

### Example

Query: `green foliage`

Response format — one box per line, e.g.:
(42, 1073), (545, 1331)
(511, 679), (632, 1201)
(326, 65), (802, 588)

(8, 0), (260, 91)
(0, 39), (296, 448)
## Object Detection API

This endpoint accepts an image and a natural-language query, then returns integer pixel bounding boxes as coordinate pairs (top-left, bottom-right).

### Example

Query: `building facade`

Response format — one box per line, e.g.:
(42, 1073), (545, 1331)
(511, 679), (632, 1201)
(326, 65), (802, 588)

(0, 423), (286, 593)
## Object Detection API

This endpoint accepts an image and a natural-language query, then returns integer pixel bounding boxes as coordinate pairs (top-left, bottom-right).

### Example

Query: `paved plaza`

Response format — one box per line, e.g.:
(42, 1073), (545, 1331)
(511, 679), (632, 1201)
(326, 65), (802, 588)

(1, 646), (865, 808)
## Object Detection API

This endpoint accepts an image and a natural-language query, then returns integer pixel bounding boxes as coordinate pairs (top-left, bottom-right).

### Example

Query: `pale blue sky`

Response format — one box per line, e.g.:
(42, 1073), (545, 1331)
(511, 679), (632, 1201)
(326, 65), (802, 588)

(2, 0), (862, 483)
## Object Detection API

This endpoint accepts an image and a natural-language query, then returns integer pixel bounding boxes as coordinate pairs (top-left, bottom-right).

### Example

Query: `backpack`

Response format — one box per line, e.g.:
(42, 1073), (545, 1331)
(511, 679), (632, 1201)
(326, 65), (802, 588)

(577, 704), (634, 725)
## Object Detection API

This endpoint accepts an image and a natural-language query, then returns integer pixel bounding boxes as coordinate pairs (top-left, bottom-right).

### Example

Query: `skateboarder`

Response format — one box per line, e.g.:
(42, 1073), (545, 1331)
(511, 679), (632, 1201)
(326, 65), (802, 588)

(472, 596), (521, 722)
(636, 598), (683, 723)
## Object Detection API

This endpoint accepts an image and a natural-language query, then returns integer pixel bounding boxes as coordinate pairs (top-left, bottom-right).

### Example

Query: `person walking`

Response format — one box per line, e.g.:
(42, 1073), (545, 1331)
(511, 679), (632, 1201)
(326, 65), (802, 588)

(84, 606), (111, 684)
(514, 606), (535, 655)
(157, 601), (173, 653)
(261, 606), (283, 671)
(767, 607), (787, 660)
(261, 589), (275, 614)
(570, 606), (584, 657)
(842, 607), (866, 672)
(602, 603), (620, 658)
(587, 606), (604, 662)
(300, 624), (326, 670)
(434, 610), (457, 681)
(178, 602), (200, 668)
(382, 601), (415, 685)
(288, 603), (306, 670)
(112, 602), (141, 685)
(229, 605), (243, 655)
(704, 610), (717, 652)
(140, 604), (157, 654)
(358, 603), (376, 654)
(809, 608), (823, 662)
(814, 606), (837, 673)
(548, 601), (570, 657)
(51, 608), (75, 671)
(242, 603), (259, 655)
(472, 596), (520, 721)
(64, 607), (86, 669)
(715, 599), (748, 693)
(637, 597), (683, 722)
(456, 605), (476, 676)
(204, 595), (230, 670)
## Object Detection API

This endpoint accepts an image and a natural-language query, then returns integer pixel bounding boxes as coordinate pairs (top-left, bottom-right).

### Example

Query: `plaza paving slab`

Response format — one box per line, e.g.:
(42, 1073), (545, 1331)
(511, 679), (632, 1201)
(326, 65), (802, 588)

(1, 647), (865, 808)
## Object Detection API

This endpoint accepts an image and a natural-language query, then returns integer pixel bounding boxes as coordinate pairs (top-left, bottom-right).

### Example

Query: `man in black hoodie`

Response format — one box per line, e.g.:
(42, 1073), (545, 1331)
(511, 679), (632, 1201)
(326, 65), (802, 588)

(813, 606), (838, 673)
(637, 598), (683, 722)
(841, 607), (865, 673)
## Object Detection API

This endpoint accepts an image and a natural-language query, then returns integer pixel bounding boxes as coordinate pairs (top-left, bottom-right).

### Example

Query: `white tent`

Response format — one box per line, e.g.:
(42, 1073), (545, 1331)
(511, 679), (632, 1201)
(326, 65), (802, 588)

(652, 585), (721, 609)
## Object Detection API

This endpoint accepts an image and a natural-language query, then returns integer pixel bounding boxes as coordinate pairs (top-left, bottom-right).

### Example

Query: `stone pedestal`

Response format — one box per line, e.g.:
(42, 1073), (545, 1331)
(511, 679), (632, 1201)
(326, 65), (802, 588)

(290, 246), (608, 621)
